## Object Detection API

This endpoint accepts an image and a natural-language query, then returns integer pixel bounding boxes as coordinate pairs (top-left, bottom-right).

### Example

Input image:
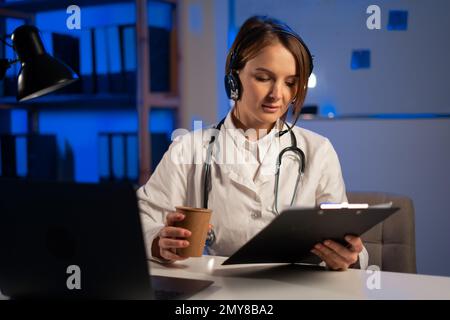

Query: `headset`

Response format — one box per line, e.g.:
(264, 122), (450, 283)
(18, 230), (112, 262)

(224, 17), (314, 101)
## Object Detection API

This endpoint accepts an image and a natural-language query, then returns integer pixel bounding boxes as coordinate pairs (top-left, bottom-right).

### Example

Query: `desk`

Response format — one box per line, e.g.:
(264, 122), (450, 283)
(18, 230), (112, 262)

(1, 256), (449, 300)
(149, 256), (450, 299)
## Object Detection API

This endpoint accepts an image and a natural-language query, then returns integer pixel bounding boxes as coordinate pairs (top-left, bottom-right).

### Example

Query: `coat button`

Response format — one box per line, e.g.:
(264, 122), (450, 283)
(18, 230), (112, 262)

(251, 211), (259, 219)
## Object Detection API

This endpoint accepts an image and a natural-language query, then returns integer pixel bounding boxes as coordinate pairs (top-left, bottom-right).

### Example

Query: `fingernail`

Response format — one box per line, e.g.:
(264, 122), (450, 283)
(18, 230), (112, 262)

(184, 231), (191, 237)
(315, 244), (321, 249)
(324, 240), (330, 246)
(178, 214), (184, 219)
(345, 236), (352, 241)
(184, 241), (189, 246)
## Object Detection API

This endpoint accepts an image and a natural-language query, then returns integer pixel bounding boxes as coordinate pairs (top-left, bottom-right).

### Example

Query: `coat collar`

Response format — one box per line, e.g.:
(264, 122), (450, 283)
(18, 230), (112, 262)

(203, 111), (299, 193)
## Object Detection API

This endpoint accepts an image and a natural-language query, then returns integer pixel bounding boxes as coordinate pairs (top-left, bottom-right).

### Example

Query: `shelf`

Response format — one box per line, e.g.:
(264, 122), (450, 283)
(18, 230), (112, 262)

(0, 93), (179, 110)
(0, 0), (180, 182)
(0, 0), (175, 14)
(0, 0), (127, 14)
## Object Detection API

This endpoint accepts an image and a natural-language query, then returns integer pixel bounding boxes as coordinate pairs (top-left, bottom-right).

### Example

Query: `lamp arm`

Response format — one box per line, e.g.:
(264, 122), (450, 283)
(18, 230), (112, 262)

(0, 34), (19, 79)
(0, 58), (19, 80)
(0, 36), (13, 48)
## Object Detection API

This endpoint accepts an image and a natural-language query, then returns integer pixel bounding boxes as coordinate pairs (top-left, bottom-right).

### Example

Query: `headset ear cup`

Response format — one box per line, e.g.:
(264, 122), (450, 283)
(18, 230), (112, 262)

(233, 73), (242, 100)
(224, 72), (241, 101)
(224, 74), (233, 100)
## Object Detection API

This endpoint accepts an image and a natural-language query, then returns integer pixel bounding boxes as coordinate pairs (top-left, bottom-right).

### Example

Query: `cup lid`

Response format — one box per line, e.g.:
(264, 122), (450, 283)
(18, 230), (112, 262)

(175, 206), (212, 213)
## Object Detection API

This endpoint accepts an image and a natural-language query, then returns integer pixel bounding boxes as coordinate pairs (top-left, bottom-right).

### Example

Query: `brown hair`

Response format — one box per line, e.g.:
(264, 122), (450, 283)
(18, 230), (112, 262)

(225, 16), (313, 125)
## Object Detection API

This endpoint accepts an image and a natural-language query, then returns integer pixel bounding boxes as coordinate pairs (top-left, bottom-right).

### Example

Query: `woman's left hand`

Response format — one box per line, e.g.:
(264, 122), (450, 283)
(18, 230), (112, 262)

(311, 235), (363, 271)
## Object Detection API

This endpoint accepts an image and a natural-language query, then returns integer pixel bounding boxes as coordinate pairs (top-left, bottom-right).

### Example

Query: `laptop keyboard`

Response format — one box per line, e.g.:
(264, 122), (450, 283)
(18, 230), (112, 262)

(153, 289), (185, 300)
(150, 275), (213, 300)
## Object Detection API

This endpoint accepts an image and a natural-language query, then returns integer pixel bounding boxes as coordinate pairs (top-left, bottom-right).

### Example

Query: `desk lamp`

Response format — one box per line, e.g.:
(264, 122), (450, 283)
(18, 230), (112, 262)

(0, 25), (79, 101)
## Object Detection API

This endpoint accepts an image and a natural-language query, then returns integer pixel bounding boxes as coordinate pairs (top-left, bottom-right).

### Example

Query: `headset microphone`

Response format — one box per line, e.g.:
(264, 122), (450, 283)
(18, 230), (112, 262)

(276, 130), (288, 138)
(276, 98), (297, 138)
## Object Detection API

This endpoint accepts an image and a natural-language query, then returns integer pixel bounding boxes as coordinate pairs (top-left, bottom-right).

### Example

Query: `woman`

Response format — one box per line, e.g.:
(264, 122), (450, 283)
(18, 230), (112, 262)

(138, 16), (368, 270)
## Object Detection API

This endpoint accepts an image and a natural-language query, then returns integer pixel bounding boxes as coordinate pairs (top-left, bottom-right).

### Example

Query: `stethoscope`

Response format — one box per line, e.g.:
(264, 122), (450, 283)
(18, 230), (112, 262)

(203, 116), (306, 246)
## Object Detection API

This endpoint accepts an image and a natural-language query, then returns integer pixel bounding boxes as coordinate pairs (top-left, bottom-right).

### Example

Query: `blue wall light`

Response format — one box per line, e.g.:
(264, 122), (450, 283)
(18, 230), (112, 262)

(321, 105), (337, 118)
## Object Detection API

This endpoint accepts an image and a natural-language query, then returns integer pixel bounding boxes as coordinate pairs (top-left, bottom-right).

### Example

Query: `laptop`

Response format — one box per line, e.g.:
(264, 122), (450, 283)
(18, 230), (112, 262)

(0, 179), (213, 300)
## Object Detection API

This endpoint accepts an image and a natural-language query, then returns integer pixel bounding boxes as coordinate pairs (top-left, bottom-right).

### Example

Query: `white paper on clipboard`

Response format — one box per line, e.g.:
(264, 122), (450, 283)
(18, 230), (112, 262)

(319, 201), (393, 210)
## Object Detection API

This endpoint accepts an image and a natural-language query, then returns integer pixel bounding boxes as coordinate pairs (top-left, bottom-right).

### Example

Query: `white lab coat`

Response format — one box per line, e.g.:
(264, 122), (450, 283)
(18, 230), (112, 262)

(137, 111), (368, 268)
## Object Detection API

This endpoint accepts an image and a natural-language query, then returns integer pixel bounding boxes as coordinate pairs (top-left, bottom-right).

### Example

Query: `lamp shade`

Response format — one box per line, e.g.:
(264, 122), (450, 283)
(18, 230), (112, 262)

(11, 25), (79, 102)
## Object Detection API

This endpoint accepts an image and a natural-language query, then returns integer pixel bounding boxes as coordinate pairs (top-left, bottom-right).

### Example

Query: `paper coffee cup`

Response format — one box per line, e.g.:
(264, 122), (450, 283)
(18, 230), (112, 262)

(174, 206), (212, 257)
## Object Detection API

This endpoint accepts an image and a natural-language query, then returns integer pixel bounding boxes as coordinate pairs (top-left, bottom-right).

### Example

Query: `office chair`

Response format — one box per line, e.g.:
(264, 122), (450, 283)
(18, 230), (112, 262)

(347, 192), (417, 273)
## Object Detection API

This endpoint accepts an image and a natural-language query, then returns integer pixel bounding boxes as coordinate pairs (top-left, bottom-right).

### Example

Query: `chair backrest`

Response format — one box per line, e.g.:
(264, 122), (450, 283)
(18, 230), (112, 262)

(347, 192), (417, 273)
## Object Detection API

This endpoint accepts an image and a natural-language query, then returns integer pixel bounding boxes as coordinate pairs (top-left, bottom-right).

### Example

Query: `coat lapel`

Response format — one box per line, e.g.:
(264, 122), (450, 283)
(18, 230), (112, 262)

(205, 129), (259, 195)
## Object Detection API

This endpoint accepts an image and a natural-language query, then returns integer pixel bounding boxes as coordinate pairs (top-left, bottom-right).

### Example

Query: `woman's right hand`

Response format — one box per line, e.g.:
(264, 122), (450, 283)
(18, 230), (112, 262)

(156, 211), (192, 261)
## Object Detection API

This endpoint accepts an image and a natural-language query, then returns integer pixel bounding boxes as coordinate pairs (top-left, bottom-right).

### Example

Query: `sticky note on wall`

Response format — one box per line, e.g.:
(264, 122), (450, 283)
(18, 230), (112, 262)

(351, 49), (371, 69)
(388, 10), (408, 31)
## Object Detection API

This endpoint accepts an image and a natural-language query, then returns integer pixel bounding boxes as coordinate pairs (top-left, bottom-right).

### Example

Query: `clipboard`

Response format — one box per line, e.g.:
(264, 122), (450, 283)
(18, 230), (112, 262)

(222, 206), (400, 265)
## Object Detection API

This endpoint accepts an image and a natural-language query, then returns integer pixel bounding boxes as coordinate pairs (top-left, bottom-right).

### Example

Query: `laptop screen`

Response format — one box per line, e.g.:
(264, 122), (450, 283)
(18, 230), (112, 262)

(0, 179), (153, 299)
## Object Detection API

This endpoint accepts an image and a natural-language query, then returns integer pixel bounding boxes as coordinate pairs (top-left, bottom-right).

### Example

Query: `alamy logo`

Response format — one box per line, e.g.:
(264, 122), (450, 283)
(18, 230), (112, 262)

(66, 265), (81, 290)
(66, 5), (81, 30)
(366, 265), (381, 290)
(366, 5), (381, 30)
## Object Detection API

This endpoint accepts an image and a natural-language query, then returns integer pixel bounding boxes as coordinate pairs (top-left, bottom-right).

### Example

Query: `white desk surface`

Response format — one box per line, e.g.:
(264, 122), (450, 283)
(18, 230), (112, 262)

(149, 256), (450, 300)
(1, 256), (449, 300)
